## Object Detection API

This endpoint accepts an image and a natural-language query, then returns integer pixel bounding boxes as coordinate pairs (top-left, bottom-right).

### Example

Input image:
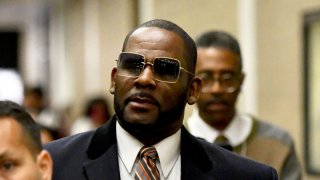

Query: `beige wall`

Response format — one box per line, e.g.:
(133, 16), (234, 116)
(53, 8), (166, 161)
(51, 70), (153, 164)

(256, 1), (320, 179)
(152, 0), (238, 37)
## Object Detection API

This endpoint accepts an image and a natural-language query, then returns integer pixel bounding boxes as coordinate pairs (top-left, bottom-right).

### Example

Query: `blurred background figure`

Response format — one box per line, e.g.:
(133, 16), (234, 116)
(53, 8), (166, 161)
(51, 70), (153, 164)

(23, 86), (69, 143)
(23, 86), (47, 119)
(39, 126), (56, 144)
(70, 96), (111, 135)
(187, 31), (301, 180)
(0, 68), (24, 105)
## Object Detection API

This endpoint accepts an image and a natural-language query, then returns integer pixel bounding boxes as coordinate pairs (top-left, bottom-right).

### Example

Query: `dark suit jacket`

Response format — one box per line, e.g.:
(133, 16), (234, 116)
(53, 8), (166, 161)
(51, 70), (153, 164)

(45, 116), (278, 180)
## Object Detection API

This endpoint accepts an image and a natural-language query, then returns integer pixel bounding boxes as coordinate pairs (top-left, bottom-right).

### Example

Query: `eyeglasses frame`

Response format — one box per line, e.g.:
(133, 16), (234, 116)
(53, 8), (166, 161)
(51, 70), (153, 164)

(197, 72), (242, 93)
(116, 52), (194, 83)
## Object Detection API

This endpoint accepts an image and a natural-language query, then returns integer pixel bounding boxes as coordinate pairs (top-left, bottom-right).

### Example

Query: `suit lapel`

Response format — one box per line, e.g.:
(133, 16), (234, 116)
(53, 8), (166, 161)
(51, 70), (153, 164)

(83, 116), (120, 180)
(82, 120), (219, 180)
(180, 126), (218, 179)
(83, 144), (120, 180)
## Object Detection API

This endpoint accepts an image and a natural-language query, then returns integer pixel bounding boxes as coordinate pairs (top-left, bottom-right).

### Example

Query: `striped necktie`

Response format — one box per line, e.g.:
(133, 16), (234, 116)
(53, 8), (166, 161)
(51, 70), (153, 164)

(134, 146), (160, 180)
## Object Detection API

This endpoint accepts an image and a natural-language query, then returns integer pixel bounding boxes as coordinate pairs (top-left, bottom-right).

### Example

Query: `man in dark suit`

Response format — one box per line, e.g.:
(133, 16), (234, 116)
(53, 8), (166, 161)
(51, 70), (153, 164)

(0, 100), (52, 180)
(45, 19), (278, 180)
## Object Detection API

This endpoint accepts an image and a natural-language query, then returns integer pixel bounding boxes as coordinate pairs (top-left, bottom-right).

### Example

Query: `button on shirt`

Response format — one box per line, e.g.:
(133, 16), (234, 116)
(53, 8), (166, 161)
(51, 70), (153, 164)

(116, 121), (181, 179)
(187, 108), (253, 147)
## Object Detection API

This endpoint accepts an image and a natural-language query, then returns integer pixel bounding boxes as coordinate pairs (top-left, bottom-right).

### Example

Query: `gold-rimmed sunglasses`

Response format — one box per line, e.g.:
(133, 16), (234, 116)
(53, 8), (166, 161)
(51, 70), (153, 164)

(116, 52), (194, 83)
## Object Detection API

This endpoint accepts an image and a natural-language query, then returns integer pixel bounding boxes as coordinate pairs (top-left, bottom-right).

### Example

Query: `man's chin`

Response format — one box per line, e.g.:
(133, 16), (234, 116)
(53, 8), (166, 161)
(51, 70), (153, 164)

(119, 119), (159, 137)
(119, 113), (156, 127)
(123, 112), (158, 124)
(206, 109), (228, 117)
(123, 120), (156, 129)
(202, 109), (228, 120)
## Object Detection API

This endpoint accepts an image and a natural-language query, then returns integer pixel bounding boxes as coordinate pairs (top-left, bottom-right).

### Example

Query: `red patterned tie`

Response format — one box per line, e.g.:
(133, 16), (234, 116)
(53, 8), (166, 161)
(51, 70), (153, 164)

(134, 146), (160, 180)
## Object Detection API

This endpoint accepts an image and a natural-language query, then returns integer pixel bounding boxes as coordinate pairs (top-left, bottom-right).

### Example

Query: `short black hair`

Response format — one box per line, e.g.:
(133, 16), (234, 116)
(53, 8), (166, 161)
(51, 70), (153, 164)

(0, 100), (42, 156)
(122, 19), (197, 73)
(195, 31), (243, 71)
(24, 86), (44, 98)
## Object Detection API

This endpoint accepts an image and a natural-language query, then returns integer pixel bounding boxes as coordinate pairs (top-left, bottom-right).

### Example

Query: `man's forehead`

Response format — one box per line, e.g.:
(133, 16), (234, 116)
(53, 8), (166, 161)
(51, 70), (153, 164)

(0, 117), (24, 142)
(197, 48), (240, 67)
(0, 118), (24, 157)
(128, 27), (183, 46)
(0, 117), (38, 157)
(125, 27), (186, 61)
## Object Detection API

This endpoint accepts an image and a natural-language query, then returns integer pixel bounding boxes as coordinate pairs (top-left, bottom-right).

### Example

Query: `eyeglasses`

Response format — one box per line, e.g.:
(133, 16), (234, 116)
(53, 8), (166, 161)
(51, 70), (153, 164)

(116, 52), (194, 83)
(197, 72), (240, 93)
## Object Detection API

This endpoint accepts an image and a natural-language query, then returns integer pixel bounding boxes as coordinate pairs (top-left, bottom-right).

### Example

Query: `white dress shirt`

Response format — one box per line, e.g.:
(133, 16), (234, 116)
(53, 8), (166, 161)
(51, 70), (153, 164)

(187, 108), (253, 147)
(116, 121), (181, 180)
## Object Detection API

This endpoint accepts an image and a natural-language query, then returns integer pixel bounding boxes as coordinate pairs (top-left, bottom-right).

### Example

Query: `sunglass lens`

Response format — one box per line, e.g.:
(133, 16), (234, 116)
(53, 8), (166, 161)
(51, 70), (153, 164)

(154, 58), (180, 82)
(118, 53), (144, 76)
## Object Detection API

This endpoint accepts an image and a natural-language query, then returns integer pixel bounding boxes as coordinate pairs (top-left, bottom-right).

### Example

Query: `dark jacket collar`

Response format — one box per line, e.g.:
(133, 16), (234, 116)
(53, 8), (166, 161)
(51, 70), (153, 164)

(85, 115), (214, 179)
(181, 126), (214, 179)
(87, 115), (118, 159)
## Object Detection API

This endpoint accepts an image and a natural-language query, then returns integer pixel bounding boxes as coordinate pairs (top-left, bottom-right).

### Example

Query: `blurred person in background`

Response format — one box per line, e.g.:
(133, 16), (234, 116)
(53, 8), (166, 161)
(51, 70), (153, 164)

(70, 96), (111, 135)
(187, 30), (301, 180)
(0, 68), (24, 104)
(23, 86), (69, 143)
(39, 125), (58, 144)
(0, 100), (52, 180)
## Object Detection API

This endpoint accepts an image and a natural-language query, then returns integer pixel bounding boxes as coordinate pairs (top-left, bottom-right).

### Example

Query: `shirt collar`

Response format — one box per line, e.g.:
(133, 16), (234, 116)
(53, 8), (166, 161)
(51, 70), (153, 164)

(223, 112), (252, 146)
(187, 108), (218, 143)
(187, 108), (253, 146)
(116, 121), (181, 177)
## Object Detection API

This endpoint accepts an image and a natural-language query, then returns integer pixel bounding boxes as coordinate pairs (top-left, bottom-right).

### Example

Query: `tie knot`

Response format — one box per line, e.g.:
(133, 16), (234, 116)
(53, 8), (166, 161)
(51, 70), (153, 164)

(214, 135), (229, 144)
(139, 146), (158, 160)
(214, 135), (233, 151)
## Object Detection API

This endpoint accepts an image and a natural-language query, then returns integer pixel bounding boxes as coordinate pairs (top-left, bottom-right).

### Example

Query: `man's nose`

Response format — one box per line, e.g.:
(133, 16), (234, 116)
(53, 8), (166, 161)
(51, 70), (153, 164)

(202, 79), (224, 94)
(211, 80), (224, 93)
(134, 65), (156, 87)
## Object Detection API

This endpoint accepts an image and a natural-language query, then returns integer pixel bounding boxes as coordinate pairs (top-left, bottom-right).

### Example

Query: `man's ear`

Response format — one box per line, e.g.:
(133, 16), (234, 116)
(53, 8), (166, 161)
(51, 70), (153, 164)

(109, 68), (117, 94)
(37, 150), (53, 180)
(187, 77), (201, 105)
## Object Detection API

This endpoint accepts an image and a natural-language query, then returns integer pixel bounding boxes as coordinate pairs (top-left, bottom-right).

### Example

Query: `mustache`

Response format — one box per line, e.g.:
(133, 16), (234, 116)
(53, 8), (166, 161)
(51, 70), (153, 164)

(205, 95), (229, 106)
(125, 92), (160, 107)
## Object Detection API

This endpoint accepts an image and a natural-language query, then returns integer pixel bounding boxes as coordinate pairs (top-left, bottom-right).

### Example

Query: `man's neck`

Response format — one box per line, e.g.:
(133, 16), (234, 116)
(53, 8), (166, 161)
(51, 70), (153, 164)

(131, 126), (181, 146)
(117, 118), (183, 146)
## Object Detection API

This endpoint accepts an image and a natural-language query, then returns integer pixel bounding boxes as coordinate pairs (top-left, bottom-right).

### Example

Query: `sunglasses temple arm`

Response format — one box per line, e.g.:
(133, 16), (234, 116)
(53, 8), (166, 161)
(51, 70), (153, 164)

(181, 68), (194, 76)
